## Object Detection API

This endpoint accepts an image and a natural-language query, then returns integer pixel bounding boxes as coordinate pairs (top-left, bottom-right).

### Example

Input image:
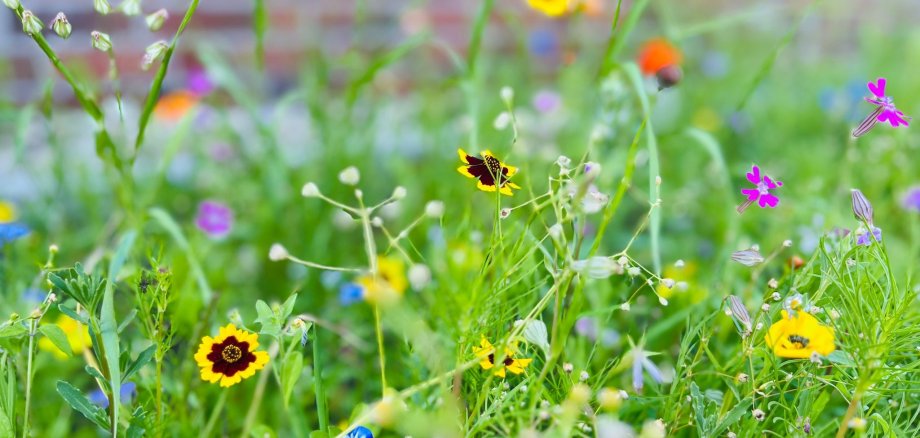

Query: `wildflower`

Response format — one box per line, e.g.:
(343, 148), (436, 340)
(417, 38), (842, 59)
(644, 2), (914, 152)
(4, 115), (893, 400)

(472, 336), (532, 378)
(268, 243), (289, 261)
(901, 186), (920, 212)
(765, 310), (835, 359)
(514, 319), (550, 354)
(338, 166), (360, 186)
(638, 38), (683, 89)
(0, 202), (30, 245)
(195, 201), (233, 238)
(186, 68), (215, 96)
(456, 148), (521, 196)
(339, 283), (364, 305)
(855, 226), (882, 246)
(354, 256), (408, 305)
(345, 426), (374, 438)
(630, 344), (664, 393)
(809, 351), (822, 364)
(534, 90), (562, 114)
(847, 417), (867, 431)
(154, 90), (199, 121)
(736, 373), (748, 383)
(142, 41), (169, 70)
(852, 77), (910, 137)
(571, 257), (621, 279)
(527, 0), (570, 17)
(738, 165), (782, 213)
(597, 387), (624, 411)
(768, 278), (779, 289)
(91, 31), (112, 52)
(89, 382), (137, 409)
(656, 261), (696, 299)
(51, 13), (71, 39)
(850, 189), (874, 225)
(726, 295), (752, 334)
(146, 9), (168, 31)
(562, 362), (574, 373)
(753, 409), (766, 421)
(730, 248), (764, 266)
(579, 370), (589, 382)
(194, 324), (269, 387)
(38, 315), (92, 359)
(21, 10), (42, 35)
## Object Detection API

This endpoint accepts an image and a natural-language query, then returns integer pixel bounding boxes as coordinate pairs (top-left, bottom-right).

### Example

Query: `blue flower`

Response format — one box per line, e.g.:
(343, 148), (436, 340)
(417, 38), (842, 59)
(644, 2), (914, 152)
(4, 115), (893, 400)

(21, 288), (46, 304)
(630, 340), (664, 393)
(856, 227), (882, 246)
(339, 283), (364, 305)
(528, 28), (558, 58)
(346, 426), (373, 438)
(0, 223), (30, 244)
(89, 382), (137, 409)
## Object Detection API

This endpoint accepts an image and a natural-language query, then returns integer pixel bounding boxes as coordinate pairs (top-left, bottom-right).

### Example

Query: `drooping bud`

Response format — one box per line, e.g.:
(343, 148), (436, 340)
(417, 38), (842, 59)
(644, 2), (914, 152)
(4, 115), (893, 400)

(391, 186), (407, 200)
(21, 10), (43, 35)
(141, 40), (169, 70)
(730, 248), (764, 267)
(500, 86), (514, 106)
(726, 295), (752, 333)
(145, 8), (168, 31)
(424, 200), (444, 218)
(50, 12), (71, 39)
(571, 257), (622, 279)
(94, 0), (112, 15)
(91, 31), (112, 51)
(850, 189), (873, 226)
(268, 244), (289, 261)
(121, 0), (141, 16)
(301, 182), (320, 197)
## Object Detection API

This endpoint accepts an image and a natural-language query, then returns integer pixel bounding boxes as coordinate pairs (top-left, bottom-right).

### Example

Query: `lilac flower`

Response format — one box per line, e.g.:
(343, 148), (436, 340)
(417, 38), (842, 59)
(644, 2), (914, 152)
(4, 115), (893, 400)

(528, 28), (559, 58)
(532, 89), (561, 113)
(575, 317), (597, 339)
(901, 186), (920, 212)
(631, 345), (664, 393)
(195, 201), (232, 238)
(339, 283), (364, 305)
(737, 165), (782, 213)
(855, 227), (882, 246)
(89, 382), (137, 409)
(852, 77), (911, 137)
(346, 426), (374, 438)
(186, 68), (215, 96)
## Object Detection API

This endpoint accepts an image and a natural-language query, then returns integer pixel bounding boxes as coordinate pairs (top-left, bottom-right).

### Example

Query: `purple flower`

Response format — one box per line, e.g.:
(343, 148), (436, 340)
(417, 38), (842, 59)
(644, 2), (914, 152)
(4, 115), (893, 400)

(195, 201), (233, 238)
(575, 317), (597, 340)
(186, 68), (215, 96)
(532, 89), (561, 113)
(529, 28), (559, 58)
(346, 426), (374, 438)
(852, 77), (911, 137)
(89, 382), (137, 409)
(856, 227), (882, 246)
(339, 283), (364, 305)
(737, 165), (782, 213)
(631, 346), (664, 393)
(901, 186), (920, 212)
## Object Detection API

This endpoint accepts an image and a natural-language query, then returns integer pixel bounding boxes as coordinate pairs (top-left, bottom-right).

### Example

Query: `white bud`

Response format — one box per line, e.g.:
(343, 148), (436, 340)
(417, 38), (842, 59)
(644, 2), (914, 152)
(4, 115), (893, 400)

(142, 40), (169, 70)
(660, 278), (675, 289)
(556, 155), (572, 169)
(500, 86), (514, 105)
(752, 409), (765, 421)
(94, 0), (111, 15)
(493, 111), (511, 130)
(548, 223), (563, 240)
(562, 363), (574, 373)
(268, 244), (289, 261)
(91, 31), (112, 51)
(354, 189), (363, 199)
(499, 208), (511, 219)
(768, 278), (778, 289)
(121, 0), (141, 16)
(21, 10), (43, 35)
(829, 308), (841, 320)
(627, 267), (641, 277)
(338, 166), (360, 186)
(146, 8), (168, 31)
(755, 322), (763, 330)
(579, 370), (589, 382)
(584, 162), (601, 178)
(301, 182), (320, 197)
(674, 259), (685, 268)
(51, 13), (71, 39)
(424, 201), (444, 218)
(408, 264), (431, 290)
(48, 293), (58, 303)
(658, 296), (668, 306)
(619, 302), (631, 312)
(782, 239), (793, 247)
(771, 292), (781, 301)
(49, 244), (59, 253)
(655, 175), (662, 186)
(391, 186), (407, 200)
(371, 217), (383, 227)
(617, 256), (629, 266)
(761, 303), (770, 312)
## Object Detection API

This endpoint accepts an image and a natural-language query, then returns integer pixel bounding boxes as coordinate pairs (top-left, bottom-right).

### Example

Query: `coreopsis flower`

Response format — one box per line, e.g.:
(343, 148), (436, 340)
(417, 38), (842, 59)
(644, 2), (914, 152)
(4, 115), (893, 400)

(638, 38), (683, 89)
(764, 310), (835, 359)
(527, 0), (570, 17)
(356, 256), (408, 305)
(194, 324), (269, 387)
(154, 90), (199, 121)
(737, 165), (782, 213)
(456, 148), (521, 196)
(38, 315), (92, 359)
(472, 336), (532, 378)
(852, 77), (911, 137)
(195, 201), (233, 238)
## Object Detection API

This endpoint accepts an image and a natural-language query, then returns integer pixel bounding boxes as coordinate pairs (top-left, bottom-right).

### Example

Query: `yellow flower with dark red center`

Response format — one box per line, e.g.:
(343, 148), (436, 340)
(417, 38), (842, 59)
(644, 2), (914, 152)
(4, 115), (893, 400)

(472, 336), (532, 378)
(527, 0), (571, 17)
(457, 148), (521, 196)
(764, 310), (835, 359)
(194, 324), (269, 387)
(357, 255), (408, 305)
(38, 315), (92, 359)
(154, 90), (199, 121)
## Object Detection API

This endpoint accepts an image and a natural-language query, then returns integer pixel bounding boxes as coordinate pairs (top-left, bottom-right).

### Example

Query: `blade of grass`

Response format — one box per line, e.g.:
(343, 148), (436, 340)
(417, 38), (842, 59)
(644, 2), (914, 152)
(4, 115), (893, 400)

(253, 0), (267, 71)
(101, 230), (136, 437)
(345, 32), (430, 110)
(148, 208), (213, 303)
(599, 0), (649, 77)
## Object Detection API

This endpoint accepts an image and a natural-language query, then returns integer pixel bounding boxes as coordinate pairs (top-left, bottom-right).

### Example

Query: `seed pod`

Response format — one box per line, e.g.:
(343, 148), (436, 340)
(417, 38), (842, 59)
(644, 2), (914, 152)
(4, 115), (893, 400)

(850, 189), (873, 226)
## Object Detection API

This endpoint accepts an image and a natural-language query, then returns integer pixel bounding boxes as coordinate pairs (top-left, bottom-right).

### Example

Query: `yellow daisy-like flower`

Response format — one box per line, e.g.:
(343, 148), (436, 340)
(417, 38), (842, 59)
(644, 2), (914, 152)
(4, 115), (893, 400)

(38, 315), (93, 360)
(456, 148), (521, 196)
(527, 0), (571, 17)
(0, 200), (16, 223)
(357, 256), (408, 305)
(194, 324), (269, 387)
(472, 336), (533, 378)
(764, 310), (835, 359)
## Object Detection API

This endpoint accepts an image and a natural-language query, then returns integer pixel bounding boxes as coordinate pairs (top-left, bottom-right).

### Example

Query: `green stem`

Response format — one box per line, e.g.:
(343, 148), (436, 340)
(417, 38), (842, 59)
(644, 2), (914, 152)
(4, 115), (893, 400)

(357, 195), (386, 395)
(240, 344), (274, 438)
(200, 389), (228, 438)
(312, 327), (329, 432)
(21, 319), (36, 438)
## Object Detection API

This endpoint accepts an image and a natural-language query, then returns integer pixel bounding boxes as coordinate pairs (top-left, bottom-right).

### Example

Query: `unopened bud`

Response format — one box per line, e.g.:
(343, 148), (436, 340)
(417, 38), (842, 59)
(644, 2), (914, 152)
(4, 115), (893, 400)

(731, 248), (764, 267)
(655, 175), (662, 186)
(338, 166), (360, 186)
(3, 0), (20, 10)
(493, 111), (511, 130)
(371, 217), (383, 227)
(391, 186), (407, 200)
(424, 201), (444, 218)
(21, 10), (43, 35)
(301, 182), (320, 197)
(121, 0), (141, 16)
(49, 244), (59, 254)
(51, 13), (71, 39)
(562, 363), (574, 373)
(499, 208), (511, 219)
(94, 0), (112, 15)
(91, 31), (112, 52)
(500, 86), (514, 105)
(268, 243), (289, 261)
(142, 40), (169, 70)
(850, 189), (874, 226)
(146, 8), (168, 31)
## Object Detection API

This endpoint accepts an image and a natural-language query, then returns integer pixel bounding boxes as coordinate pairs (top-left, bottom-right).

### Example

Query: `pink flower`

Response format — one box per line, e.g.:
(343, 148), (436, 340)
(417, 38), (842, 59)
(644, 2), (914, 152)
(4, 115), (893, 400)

(195, 201), (233, 238)
(738, 165), (782, 213)
(852, 77), (911, 137)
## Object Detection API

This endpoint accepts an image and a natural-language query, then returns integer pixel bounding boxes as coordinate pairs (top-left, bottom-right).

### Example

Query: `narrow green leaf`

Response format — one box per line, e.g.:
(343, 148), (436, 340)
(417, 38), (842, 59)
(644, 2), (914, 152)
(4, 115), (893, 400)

(126, 406), (147, 438)
(712, 397), (750, 436)
(149, 207), (212, 302)
(57, 305), (88, 325)
(56, 381), (110, 430)
(101, 231), (137, 434)
(123, 345), (156, 381)
(281, 351), (304, 407)
(0, 406), (13, 438)
(281, 293), (298, 321)
(38, 324), (73, 357)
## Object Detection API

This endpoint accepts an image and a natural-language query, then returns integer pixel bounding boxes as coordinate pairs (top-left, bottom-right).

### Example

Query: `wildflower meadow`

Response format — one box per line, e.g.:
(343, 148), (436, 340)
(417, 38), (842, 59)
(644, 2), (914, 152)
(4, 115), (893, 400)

(2, 0), (920, 437)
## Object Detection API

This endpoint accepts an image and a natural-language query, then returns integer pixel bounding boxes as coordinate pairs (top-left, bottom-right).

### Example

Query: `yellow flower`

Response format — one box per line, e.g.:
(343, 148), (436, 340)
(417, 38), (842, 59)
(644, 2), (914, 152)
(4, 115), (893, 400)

(764, 310), (835, 359)
(38, 315), (93, 359)
(457, 149), (521, 196)
(472, 336), (533, 378)
(0, 200), (16, 223)
(358, 256), (408, 305)
(527, 0), (571, 17)
(194, 324), (269, 387)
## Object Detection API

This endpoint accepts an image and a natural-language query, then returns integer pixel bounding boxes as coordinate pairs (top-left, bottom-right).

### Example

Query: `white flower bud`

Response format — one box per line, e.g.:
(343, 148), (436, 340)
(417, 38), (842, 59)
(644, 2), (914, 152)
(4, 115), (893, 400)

(556, 155), (571, 169)
(584, 162), (601, 178)
(371, 217), (383, 227)
(500, 86), (514, 105)
(48, 292), (58, 303)
(731, 248), (764, 267)
(338, 166), (360, 186)
(658, 296), (669, 306)
(562, 363), (574, 373)
(51, 13), (71, 39)
(579, 370), (589, 382)
(49, 244), (59, 253)
(21, 10), (43, 35)
(94, 0), (112, 15)
(548, 223), (563, 240)
(617, 256), (629, 266)
(3, 0), (20, 10)
(660, 278), (675, 289)
(301, 182), (320, 197)
(121, 0), (141, 16)
(674, 259), (685, 268)
(391, 186), (407, 200)
(771, 292), (781, 301)
(755, 322), (763, 330)
(736, 373), (748, 383)
(493, 111), (511, 130)
(499, 208), (511, 219)
(620, 302), (631, 312)
(408, 264), (431, 290)
(571, 257), (622, 279)
(655, 175), (662, 186)
(146, 8), (168, 31)
(768, 278), (778, 289)
(627, 267), (641, 277)
(753, 409), (765, 421)
(268, 244), (289, 261)
(142, 40), (169, 70)
(424, 201), (444, 218)
(761, 303), (770, 312)
(91, 31), (112, 51)
(782, 239), (793, 247)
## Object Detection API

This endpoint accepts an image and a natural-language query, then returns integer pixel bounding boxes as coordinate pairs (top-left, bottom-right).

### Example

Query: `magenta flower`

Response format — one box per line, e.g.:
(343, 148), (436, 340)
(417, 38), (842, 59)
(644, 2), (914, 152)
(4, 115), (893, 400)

(901, 186), (920, 212)
(737, 165), (782, 213)
(852, 77), (911, 137)
(195, 201), (232, 238)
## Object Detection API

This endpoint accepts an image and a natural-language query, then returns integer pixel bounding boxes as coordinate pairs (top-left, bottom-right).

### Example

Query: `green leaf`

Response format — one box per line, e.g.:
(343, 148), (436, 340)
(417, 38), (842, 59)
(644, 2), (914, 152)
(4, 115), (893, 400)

(127, 406), (147, 438)
(118, 309), (138, 333)
(689, 382), (708, 435)
(56, 381), (110, 430)
(281, 351), (304, 407)
(281, 293), (298, 321)
(0, 323), (27, 339)
(255, 300), (280, 337)
(712, 397), (750, 436)
(124, 345), (156, 381)
(38, 324), (73, 357)
(808, 391), (830, 420)
(250, 424), (276, 438)
(85, 366), (108, 389)
(101, 231), (137, 434)
(149, 208), (212, 302)
(57, 305), (88, 325)
(0, 405), (13, 438)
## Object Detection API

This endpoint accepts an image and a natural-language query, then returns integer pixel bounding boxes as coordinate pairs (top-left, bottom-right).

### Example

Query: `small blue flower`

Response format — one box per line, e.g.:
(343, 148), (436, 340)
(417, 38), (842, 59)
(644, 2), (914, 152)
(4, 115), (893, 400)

(856, 227), (882, 246)
(0, 223), (30, 244)
(528, 28), (558, 58)
(346, 426), (373, 438)
(89, 382), (137, 409)
(339, 283), (364, 306)
(21, 288), (46, 304)
(630, 341), (664, 393)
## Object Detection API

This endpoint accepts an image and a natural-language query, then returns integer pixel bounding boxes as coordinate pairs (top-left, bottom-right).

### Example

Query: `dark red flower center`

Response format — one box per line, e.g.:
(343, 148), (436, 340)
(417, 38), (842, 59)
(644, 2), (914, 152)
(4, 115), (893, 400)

(463, 154), (510, 188)
(487, 353), (515, 367)
(207, 336), (256, 377)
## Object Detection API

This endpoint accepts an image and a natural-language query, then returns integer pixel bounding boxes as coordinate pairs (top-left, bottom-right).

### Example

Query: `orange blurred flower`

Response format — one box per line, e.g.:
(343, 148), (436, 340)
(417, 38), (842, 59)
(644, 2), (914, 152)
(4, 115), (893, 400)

(154, 90), (199, 121)
(637, 38), (682, 76)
